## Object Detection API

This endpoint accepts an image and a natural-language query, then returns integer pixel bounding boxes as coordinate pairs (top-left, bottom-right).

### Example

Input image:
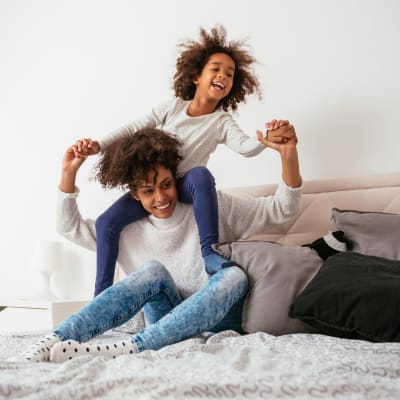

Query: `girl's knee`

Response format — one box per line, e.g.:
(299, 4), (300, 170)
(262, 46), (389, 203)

(186, 166), (215, 187)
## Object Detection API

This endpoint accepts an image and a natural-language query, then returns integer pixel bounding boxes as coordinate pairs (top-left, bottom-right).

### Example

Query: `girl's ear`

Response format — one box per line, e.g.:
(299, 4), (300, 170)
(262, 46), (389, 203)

(130, 191), (140, 201)
(193, 75), (199, 85)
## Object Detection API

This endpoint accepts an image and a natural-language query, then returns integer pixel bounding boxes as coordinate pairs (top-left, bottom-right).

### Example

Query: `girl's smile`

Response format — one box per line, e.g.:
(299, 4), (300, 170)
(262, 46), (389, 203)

(194, 52), (235, 102)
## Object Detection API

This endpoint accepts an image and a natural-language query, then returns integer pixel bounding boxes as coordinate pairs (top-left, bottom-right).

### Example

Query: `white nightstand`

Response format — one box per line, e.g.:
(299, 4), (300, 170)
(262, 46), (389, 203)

(0, 298), (88, 334)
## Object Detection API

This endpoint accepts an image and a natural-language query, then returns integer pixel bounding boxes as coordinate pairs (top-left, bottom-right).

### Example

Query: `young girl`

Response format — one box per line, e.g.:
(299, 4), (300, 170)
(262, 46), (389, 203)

(77, 25), (290, 296)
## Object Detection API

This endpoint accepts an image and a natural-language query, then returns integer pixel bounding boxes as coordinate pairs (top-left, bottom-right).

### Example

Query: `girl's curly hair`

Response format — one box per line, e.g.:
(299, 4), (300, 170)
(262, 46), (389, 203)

(174, 25), (262, 111)
(94, 128), (183, 191)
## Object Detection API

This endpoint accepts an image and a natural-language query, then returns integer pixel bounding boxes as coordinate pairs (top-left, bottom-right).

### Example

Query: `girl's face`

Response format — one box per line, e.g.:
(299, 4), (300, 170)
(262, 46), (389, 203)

(193, 52), (235, 103)
(132, 165), (178, 219)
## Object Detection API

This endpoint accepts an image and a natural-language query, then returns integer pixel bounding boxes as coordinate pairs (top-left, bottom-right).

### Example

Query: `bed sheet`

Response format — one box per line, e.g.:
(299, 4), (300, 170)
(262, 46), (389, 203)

(1, 330), (400, 399)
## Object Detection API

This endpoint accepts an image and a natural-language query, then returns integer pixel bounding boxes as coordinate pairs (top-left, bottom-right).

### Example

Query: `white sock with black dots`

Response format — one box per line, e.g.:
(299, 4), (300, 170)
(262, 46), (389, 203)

(20, 333), (61, 362)
(50, 339), (138, 362)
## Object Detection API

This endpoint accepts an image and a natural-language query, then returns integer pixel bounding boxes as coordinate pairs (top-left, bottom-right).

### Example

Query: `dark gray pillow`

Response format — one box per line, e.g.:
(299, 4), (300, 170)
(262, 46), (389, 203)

(289, 252), (400, 342)
(214, 241), (323, 335)
(332, 208), (400, 260)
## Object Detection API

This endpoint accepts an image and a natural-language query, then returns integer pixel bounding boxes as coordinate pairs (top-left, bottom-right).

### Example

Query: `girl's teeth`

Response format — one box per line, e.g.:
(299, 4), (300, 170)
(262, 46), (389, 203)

(212, 82), (224, 90)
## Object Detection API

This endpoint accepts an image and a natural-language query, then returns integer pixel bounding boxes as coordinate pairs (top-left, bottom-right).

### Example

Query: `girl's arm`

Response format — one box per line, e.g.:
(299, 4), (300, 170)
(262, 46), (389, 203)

(219, 116), (297, 158)
(98, 100), (171, 150)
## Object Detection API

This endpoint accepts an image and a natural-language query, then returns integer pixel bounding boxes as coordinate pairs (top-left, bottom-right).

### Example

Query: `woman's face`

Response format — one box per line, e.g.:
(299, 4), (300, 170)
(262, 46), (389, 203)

(132, 165), (178, 219)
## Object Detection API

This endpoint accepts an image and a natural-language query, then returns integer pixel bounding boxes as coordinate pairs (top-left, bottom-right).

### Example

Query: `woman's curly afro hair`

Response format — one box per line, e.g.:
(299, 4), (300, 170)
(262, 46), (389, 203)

(94, 128), (183, 191)
(174, 25), (261, 111)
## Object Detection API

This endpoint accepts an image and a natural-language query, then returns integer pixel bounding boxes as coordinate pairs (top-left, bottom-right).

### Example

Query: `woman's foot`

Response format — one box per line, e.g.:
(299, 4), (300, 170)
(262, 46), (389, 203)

(50, 339), (138, 362)
(19, 333), (60, 362)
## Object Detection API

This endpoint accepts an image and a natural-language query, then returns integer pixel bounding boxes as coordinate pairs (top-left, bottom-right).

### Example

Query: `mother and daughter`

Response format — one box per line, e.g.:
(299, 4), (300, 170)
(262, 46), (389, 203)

(18, 26), (302, 362)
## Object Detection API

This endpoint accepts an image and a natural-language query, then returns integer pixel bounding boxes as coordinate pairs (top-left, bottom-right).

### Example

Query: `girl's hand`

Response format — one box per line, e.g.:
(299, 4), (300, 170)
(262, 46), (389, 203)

(74, 138), (101, 156)
(257, 123), (298, 155)
(257, 119), (298, 144)
(266, 119), (289, 131)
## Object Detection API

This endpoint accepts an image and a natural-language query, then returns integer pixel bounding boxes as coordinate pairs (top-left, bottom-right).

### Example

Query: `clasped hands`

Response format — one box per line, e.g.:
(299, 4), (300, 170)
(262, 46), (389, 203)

(257, 119), (298, 149)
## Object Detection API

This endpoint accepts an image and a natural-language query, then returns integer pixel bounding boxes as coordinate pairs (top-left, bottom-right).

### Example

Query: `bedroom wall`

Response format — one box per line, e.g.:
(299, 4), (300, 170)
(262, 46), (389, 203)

(1, 0), (399, 298)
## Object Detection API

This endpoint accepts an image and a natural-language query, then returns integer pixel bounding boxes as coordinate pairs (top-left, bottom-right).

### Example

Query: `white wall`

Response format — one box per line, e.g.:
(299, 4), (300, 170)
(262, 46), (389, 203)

(1, 0), (399, 298)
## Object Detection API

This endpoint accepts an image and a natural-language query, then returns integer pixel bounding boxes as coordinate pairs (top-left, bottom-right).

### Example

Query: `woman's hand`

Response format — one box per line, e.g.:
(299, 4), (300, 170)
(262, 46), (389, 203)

(74, 138), (101, 156)
(257, 123), (298, 153)
(59, 145), (88, 193)
(257, 123), (301, 188)
(257, 119), (298, 144)
(62, 145), (88, 174)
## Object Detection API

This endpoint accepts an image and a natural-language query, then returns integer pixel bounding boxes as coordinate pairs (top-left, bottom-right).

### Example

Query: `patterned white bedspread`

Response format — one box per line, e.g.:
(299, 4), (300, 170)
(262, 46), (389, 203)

(1, 330), (400, 399)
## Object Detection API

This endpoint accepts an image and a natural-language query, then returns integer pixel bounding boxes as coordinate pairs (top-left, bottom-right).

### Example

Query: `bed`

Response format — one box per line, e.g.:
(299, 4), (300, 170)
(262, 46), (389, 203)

(1, 171), (400, 399)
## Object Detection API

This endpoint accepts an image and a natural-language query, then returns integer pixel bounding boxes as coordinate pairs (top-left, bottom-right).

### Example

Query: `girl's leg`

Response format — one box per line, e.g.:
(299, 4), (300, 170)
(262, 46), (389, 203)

(133, 266), (248, 351)
(178, 167), (237, 274)
(94, 193), (149, 296)
(23, 260), (181, 362)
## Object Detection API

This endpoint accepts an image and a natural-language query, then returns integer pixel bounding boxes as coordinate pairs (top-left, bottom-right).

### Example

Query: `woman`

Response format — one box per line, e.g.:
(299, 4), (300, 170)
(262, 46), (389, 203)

(20, 124), (301, 362)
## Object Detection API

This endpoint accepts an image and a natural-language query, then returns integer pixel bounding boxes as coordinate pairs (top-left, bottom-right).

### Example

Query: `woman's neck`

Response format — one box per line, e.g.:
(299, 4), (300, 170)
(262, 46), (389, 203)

(187, 97), (218, 117)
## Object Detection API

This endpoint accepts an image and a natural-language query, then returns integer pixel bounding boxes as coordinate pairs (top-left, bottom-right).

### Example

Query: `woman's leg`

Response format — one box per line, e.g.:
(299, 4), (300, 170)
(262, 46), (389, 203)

(22, 260), (181, 362)
(178, 167), (237, 274)
(94, 193), (149, 296)
(51, 266), (247, 361)
(133, 266), (248, 351)
(54, 260), (181, 341)
(210, 296), (245, 334)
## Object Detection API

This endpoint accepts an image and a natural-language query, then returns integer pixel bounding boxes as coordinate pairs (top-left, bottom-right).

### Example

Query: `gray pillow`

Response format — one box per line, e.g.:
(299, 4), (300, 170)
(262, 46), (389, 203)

(214, 241), (323, 335)
(332, 208), (400, 260)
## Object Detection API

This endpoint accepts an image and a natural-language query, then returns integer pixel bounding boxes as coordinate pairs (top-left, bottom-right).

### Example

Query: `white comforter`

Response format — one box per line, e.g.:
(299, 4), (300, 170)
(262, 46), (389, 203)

(1, 330), (400, 399)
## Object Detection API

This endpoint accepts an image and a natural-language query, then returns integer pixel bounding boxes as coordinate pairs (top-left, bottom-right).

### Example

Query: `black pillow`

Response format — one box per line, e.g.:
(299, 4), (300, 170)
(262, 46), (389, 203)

(289, 252), (400, 342)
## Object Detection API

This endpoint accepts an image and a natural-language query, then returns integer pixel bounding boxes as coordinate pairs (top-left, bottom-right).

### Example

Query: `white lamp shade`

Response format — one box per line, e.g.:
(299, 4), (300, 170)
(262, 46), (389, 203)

(23, 270), (50, 299)
(30, 240), (63, 273)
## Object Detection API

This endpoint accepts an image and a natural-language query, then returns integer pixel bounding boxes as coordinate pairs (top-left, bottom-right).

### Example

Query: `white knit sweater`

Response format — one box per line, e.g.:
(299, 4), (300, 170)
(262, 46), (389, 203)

(57, 182), (302, 298)
(99, 98), (265, 174)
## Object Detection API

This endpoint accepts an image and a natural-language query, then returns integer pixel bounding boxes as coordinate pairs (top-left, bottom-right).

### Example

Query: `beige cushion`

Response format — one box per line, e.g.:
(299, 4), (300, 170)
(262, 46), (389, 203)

(222, 172), (400, 246)
(214, 240), (322, 335)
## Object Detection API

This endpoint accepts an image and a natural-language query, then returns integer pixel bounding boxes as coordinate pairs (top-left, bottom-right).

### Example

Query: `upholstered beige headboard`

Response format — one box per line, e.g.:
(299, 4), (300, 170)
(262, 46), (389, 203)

(222, 171), (400, 246)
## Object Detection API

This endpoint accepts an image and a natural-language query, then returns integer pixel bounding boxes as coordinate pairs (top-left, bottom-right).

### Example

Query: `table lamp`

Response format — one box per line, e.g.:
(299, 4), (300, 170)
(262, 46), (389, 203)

(27, 240), (63, 300)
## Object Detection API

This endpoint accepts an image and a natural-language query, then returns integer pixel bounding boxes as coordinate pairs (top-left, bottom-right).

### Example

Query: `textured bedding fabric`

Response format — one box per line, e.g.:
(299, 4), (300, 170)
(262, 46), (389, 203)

(1, 330), (400, 399)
